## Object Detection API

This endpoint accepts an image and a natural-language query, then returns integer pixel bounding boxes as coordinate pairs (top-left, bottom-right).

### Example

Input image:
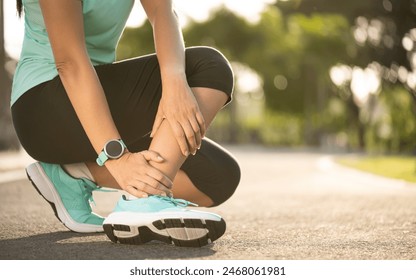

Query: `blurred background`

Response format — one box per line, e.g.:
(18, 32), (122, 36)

(1, 0), (415, 181)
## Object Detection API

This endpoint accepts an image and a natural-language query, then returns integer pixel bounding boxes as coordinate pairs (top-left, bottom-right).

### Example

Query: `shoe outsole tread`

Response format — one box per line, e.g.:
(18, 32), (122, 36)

(103, 218), (226, 247)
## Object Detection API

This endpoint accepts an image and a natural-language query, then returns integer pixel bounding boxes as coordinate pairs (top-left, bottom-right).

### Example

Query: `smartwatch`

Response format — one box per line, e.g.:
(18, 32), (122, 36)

(96, 139), (127, 166)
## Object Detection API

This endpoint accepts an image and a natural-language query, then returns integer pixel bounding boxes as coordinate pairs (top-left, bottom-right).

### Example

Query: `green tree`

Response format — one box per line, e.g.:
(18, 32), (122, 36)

(277, 0), (416, 109)
(116, 7), (357, 146)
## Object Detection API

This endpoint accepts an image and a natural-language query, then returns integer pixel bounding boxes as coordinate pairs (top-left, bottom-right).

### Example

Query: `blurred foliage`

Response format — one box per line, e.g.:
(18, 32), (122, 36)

(117, 21), (154, 59)
(276, 0), (415, 69)
(365, 85), (416, 153)
(182, 8), (353, 114)
(116, 0), (416, 154)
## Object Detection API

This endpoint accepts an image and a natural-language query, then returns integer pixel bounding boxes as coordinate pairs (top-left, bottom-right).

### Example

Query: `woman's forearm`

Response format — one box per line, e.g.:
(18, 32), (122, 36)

(40, 0), (121, 156)
(146, 2), (187, 85)
(57, 60), (121, 155)
(142, 0), (206, 155)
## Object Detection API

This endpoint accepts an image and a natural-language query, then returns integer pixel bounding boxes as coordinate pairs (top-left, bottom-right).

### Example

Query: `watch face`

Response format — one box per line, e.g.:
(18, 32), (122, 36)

(105, 140), (124, 158)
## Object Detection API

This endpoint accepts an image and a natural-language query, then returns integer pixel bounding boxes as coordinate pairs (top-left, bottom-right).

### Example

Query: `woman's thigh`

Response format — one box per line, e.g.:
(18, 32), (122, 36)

(11, 54), (161, 163)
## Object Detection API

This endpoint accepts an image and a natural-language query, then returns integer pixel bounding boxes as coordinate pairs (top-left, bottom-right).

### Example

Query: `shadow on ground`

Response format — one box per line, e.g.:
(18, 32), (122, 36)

(0, 231), (217, 260)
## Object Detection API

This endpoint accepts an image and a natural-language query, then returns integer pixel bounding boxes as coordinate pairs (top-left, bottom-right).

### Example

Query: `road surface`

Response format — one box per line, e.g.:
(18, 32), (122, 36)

(0, 146), (415, 260)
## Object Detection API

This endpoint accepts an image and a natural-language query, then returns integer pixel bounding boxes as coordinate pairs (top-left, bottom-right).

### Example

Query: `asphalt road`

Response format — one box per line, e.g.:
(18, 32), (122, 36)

(0, 146), (415, 260)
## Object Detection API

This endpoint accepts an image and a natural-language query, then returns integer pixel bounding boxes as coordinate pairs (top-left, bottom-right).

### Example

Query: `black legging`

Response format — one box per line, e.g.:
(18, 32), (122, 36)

(12, 46), (241, 206)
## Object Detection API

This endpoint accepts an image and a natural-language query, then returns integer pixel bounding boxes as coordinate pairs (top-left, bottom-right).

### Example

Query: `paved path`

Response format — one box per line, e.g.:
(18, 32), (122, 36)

(0, 146), (415, 260)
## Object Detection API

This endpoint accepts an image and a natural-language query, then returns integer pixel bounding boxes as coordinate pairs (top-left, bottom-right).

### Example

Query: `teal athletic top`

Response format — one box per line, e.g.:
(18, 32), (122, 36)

(11, 0), (134, 106)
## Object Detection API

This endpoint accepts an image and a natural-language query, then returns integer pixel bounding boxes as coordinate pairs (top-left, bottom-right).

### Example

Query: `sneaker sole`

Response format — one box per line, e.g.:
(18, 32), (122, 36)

(26, 162), (104, 233)
(103, 212), (226, 247)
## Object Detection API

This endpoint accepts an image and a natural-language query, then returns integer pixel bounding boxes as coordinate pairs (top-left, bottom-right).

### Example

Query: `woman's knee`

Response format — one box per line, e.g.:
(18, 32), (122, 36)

(202, 139), (241, 206)
(185, 46), (234, 96)
(211, 152), (241, 206)
(181, 138), (241, 207)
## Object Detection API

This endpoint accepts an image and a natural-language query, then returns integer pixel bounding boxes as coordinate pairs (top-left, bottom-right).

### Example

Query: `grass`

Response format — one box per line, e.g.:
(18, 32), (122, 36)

(337, 156), (416, 183)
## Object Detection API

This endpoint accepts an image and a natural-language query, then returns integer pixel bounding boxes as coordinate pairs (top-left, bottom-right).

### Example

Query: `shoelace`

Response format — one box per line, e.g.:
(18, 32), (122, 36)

(156, 195), (199, 207)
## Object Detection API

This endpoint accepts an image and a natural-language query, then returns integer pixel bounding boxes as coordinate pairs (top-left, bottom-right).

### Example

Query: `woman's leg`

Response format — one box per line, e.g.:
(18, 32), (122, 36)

(142, 87), (229, 205)
(87, 47), (240, 206)
(88, 87), (228, 206)
(13, 47), (239, 207)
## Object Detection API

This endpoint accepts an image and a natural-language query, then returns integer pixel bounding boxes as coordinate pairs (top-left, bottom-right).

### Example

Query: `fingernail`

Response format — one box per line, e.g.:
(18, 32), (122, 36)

(184, 151), (189, 157)
(160, 192), (167, 197)
(142, 194), (148, 198)
(157, 156), (164, 161)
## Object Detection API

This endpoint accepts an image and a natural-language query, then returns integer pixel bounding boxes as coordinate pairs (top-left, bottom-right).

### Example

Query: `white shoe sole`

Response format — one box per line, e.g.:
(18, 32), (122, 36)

(26, 162), (103, 233)
(103, 211), (226, 247)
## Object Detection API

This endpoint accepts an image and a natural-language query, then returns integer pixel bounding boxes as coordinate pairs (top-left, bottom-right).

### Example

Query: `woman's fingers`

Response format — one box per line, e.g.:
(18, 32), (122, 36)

(184, 112), (205, 154)
(183, 121), (198, 155)
(169, 115), (204, 156)
(170, 120), (190, 156)
(189, 117), (202, 152)
(140, 150), (164, 163)
(125, 168), (173, 197)
(128, 179), (171, 197)
(126, 185), (149, 198)
(137, 151), (172, 188)
(145, 165), (173, 189)
(117, 152), (173, 195)
(195, 111), (206, 139)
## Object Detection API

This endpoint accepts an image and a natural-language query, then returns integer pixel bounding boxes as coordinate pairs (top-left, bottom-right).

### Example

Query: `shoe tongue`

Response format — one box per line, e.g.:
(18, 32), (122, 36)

(81, 178), (99, 190)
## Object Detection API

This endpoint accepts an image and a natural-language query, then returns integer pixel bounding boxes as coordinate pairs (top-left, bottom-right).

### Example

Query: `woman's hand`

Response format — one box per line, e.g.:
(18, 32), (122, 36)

(105, 150), (173, 198)
(151, 77), (206, 156)
(142, 0), (204, 156)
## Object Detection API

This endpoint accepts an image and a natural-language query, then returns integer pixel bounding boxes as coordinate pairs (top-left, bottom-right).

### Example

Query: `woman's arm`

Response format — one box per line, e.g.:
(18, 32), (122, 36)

(40, 0), (120, 154)
(142, 0), (206, 156)
(39, 0), (172, 197)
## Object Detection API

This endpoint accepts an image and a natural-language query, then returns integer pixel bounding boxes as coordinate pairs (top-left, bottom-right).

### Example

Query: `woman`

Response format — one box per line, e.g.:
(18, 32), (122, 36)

(11, 0), (240, 247)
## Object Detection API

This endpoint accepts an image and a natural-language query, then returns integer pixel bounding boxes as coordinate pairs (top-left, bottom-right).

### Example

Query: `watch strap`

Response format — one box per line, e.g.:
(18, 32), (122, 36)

(96, 139), (127, 166)
(96, 151), (108, 166)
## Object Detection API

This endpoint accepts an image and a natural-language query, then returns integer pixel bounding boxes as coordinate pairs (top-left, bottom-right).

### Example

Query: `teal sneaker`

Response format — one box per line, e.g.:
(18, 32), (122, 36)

(26, 162), (104, 233)
(103, 195), (226, 247)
